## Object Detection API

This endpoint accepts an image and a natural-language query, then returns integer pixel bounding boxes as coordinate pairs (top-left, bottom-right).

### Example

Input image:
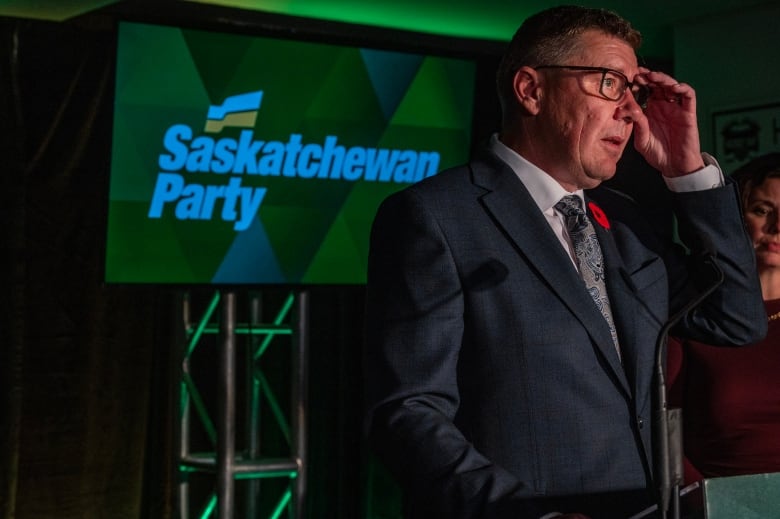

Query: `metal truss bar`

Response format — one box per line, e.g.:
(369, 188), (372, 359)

(270, 488), (293, 519)
(186, 291), (221, 357)
(201, 325), (292, 335)
(197, 495), (217, 519)
(196, 482), (293, 519)
(256, 369), (291, 444)
(291, 291), (309, 517)
(180, 455), (298, 476)
(181, 371), (217, 446)
(217, 292), (237, 518)
(246, 294), (262, 518)
(177, 290), (305, 519)
(254, 293), (295, 362)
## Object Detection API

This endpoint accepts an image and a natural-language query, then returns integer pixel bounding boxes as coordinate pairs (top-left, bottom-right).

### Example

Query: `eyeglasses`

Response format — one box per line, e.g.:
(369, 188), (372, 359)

(535, 65), (651, 108)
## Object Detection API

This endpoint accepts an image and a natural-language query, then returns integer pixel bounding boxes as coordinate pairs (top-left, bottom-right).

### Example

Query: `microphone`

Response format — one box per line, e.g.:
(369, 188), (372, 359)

(653, 237), (724, 519)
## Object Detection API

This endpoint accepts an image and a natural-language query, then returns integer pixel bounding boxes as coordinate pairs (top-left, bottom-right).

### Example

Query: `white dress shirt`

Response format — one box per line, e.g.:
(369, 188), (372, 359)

(487, 133), (724, 268)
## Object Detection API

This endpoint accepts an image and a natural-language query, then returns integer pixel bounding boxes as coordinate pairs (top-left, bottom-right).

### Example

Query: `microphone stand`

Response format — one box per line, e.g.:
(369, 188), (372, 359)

(654, 251), (724, 519)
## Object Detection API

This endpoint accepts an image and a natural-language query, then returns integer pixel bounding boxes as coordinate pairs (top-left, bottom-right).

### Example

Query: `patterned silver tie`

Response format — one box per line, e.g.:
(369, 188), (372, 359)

(555, 195), (620, 358)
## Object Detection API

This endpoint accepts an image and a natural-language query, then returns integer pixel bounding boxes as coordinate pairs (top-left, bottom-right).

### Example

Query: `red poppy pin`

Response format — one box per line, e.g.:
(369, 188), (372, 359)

(588, 201), (610, 229)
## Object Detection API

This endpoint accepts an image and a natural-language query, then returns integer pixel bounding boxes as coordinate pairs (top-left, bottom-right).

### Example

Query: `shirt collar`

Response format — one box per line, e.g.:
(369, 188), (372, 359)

(488, 133), (584, 213)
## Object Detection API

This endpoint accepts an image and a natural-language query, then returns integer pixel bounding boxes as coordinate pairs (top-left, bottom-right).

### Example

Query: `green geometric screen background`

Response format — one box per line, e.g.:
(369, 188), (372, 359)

(105, 21), (475, 285)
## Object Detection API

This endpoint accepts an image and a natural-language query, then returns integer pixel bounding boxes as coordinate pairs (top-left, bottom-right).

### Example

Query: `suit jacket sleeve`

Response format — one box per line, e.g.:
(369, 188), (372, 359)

(666, 180), (766, 344)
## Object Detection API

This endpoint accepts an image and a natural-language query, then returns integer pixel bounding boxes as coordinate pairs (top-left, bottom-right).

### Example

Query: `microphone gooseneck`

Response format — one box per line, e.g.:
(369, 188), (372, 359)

(654, 240), (724, 519)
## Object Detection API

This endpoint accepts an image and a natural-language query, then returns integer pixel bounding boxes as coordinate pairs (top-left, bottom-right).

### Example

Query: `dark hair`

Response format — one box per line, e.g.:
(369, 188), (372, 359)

(495, 5), (642, 118)
(731, 153), (780, 208)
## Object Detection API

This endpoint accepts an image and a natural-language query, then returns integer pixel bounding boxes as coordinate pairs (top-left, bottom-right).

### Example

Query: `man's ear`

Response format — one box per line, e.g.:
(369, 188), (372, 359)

(512, 66), (543, 115)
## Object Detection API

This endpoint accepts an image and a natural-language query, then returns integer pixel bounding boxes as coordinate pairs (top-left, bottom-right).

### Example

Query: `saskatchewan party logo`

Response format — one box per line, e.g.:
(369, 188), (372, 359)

(204, 91), (264, 133)
(149, 89), (442, 231)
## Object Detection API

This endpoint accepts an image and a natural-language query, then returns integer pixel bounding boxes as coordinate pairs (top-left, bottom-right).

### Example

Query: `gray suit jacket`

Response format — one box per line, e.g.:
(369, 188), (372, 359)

(363, 148), (766, 518)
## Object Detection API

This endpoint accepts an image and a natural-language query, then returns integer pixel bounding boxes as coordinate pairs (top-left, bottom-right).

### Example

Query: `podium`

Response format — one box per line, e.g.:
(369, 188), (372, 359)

(703, 472), (780, 519)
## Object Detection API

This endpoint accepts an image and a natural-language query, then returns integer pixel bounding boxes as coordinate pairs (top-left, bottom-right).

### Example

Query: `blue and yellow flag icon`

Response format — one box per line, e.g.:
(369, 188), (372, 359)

(204, 91), (263, 133)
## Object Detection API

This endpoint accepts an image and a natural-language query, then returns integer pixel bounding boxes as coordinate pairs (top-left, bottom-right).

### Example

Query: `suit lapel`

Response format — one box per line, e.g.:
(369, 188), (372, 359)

(593, 215), (654, 402)
(471, 156), (631, 395)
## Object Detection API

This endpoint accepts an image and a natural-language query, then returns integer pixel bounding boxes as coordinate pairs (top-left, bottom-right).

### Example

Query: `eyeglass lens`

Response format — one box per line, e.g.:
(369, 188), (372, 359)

(601, 70), (650, 108)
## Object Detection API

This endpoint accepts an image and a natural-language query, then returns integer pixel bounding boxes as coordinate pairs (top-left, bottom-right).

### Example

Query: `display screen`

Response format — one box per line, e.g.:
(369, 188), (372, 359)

(105, 21), (476, 285)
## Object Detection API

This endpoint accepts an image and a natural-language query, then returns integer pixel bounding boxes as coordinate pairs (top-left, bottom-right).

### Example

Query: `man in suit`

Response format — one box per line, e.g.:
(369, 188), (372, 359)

(363, 5), (766, 519)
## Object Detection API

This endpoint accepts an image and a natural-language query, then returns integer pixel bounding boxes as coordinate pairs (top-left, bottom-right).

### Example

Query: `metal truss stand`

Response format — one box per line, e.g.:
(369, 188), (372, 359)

(175, 290), (309, 519)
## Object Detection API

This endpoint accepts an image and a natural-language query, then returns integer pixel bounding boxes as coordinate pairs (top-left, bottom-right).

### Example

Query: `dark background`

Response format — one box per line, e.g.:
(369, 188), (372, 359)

(0, 4), (670, 518)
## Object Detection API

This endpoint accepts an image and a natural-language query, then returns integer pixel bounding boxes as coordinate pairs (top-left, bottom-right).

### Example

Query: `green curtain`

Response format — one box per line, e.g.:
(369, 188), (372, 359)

(0, 16), (180, 518)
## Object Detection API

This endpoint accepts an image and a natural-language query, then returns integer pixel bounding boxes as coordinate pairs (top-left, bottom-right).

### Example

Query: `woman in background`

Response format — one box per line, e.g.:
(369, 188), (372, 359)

(668, 152), (780, 489)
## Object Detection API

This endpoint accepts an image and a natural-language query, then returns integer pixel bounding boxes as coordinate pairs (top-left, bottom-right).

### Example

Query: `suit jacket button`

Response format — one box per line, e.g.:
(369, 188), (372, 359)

(637, 417), (644, 429)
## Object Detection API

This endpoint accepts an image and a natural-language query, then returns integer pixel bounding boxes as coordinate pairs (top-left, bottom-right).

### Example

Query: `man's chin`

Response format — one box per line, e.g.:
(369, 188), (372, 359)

(584, 170), (616, 188)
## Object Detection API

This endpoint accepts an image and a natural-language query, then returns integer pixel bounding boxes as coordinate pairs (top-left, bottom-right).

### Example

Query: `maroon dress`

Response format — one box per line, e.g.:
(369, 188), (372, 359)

(668, 298), (780, 482)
